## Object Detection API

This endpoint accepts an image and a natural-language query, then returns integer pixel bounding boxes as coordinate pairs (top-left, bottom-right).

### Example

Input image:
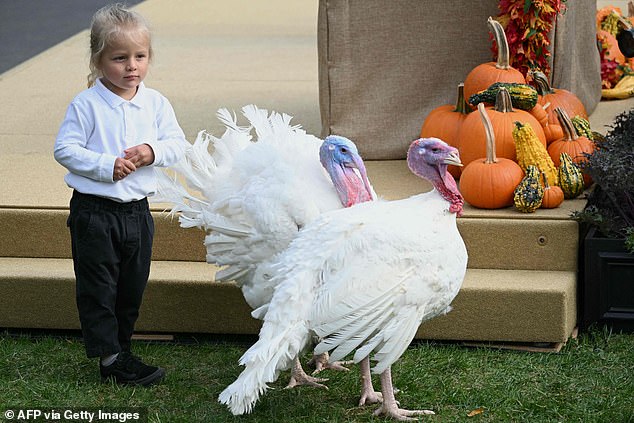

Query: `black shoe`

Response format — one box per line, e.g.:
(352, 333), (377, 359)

(100, 351), (165, 386)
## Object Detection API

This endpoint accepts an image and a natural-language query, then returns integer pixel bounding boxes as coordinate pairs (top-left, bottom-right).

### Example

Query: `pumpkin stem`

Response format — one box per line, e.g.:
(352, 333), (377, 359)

(477, 102), (497, 164)
(494, 87), (514, 113)
(554, 107), (579, 141)
(529, 70), (555, 95)
(488, 17), (512, 70)
(454, 83), (470, 114)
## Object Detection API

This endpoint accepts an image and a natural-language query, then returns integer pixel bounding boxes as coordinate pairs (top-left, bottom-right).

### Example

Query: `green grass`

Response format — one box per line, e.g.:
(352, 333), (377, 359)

(1, 328), (633, 423)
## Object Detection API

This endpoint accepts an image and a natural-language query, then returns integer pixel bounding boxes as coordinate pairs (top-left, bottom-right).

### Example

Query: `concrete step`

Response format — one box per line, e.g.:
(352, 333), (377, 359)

(0, 160), (584, 271)
(0, 207), (206, 262)
(0, 206), (580, 271)
(0, 257), (576, 343)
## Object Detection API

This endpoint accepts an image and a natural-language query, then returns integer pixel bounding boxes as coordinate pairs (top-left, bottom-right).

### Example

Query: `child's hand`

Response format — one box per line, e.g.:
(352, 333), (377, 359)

(113, 157), (136, 181)
(124, 143), (155, 168)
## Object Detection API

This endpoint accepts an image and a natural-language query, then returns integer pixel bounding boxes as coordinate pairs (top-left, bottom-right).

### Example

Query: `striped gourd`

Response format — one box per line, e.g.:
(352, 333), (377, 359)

(514, 165), (544, 213)
(558, 152), (584, 199)
(469, 82), (538, 111)
(571, 116), (593, 139)
(513, 121), (559, 186)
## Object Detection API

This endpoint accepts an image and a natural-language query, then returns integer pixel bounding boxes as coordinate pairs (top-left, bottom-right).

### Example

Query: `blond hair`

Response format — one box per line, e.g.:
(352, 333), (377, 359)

(87, 3), (153, 88)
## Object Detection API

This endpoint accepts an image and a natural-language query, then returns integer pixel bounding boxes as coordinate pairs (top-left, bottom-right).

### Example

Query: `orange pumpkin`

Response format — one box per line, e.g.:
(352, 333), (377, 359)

(459, 103), (524, 209)
(463, 17), (526, 103)
(540, 172), (564, 209)
(547, 107), (595, 187)
(530, 70), (588, 122)
(535, 102), (564, 144)
(457, 88), (546, 167)
(529, 103), (548, 126)
(420, 83), (471, 179)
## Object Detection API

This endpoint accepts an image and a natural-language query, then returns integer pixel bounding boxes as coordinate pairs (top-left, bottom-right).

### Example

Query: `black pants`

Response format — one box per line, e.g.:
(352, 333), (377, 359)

(67, 190), (154, 358)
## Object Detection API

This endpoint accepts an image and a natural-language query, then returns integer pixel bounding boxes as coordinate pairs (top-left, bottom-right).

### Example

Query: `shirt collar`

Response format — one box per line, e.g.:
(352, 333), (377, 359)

(95, 78), (148, 109)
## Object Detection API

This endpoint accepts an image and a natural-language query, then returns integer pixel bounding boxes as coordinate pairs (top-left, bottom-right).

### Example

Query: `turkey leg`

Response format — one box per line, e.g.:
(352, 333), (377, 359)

(358, 356), (383, 406)
(374, 366), (435, 421)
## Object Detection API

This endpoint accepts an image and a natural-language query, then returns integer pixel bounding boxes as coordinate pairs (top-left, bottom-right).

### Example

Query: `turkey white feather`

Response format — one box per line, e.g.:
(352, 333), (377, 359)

(154, 105), (376, 389)
(218, 138), (468, 420)
(155, 105), (375, 310)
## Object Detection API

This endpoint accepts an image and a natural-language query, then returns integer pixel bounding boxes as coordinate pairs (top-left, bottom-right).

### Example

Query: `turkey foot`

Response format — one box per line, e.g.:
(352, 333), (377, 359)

(374, 367), (434, 421)
(358, 357), (382, 406)
(285, 357), (329, 389)
(309, 351), (353, 374)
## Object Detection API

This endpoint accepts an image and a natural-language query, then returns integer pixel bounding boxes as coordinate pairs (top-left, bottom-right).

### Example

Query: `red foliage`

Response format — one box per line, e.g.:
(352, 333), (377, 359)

(495, 0), (567, 78)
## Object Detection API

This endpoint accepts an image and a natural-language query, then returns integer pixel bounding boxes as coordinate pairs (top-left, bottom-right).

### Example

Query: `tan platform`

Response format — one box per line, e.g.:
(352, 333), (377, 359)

(0, 0), (633, 345)
(0, 156), (584, 344)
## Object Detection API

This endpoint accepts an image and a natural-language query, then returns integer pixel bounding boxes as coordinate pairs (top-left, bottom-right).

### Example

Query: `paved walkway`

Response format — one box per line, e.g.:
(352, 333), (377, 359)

(0, 0), (320, 209)
(0, 0), (145, 74)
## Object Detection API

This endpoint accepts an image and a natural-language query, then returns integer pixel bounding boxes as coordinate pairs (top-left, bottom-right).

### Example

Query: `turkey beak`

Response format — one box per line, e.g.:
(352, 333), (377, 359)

(443, 151), (463, 167)
(348, 154), (375, 200)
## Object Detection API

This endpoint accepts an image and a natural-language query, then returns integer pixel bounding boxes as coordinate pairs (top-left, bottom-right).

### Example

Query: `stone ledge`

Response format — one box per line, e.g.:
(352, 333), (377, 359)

(0, 198), (581, 272)
(0, 258), (576, 343)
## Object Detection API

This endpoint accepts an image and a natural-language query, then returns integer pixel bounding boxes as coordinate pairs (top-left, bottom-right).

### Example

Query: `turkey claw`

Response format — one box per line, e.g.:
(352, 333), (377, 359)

(373, 406), (435, 421)
(309, 352), (352, 374)
(358, 390), (383, 406)
(312, 360), (352, 374)
(285, 373), (329, 390)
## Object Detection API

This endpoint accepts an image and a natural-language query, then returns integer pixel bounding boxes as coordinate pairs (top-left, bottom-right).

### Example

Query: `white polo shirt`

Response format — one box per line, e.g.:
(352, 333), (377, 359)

(54, 78), (188, 202)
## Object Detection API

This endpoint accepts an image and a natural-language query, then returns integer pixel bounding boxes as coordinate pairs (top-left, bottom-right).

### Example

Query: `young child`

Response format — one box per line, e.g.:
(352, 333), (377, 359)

(54, 3), (188, 386)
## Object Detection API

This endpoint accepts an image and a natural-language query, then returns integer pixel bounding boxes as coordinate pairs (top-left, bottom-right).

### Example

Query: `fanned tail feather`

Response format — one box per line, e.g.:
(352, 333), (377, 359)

(241, 104), (306, 147)
(153, 168), (207, 223)
(212, 108), (252, 168)
(214, 265), (251, 283)
(241, 104), (274, 141)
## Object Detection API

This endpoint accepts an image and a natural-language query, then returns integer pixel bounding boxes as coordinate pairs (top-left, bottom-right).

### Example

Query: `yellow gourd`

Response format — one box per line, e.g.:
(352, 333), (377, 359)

(513, 121), (559, 186)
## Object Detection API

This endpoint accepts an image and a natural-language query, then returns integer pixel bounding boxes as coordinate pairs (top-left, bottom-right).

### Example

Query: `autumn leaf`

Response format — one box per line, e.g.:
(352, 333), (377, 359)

(467, 407), (485, 417)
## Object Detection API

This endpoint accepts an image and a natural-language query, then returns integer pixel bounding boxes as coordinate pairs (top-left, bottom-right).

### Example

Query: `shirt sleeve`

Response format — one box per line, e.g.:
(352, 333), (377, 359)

(53, 102), (118, 182)
(146, 96), (189, 168)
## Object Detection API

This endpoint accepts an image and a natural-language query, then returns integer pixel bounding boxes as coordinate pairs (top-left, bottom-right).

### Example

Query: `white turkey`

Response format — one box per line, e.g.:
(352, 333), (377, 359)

(219, 137), (468, 420)
(154, 105), (375, 385)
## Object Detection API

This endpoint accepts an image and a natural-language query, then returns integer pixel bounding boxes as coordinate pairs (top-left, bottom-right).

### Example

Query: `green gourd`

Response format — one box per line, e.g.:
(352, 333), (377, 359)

(558, 152), (585, 199)
(571, 116), (594, 140)
(469, 82), (538, 111)
(514, 165), (544, 213)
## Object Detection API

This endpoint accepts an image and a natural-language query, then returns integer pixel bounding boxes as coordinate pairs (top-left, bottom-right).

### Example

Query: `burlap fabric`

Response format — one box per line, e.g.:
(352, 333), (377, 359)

(318, 0), (601, 160)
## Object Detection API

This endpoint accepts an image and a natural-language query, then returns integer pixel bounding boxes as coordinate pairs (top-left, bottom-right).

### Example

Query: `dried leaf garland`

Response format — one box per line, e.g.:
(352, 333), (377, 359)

(494, 0), (567, 78)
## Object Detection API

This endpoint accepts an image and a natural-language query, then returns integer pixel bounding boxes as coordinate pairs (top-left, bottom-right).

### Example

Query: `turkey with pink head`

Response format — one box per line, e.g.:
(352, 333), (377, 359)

(154, 105), (375, 387)
(219, 137), (468, 420)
